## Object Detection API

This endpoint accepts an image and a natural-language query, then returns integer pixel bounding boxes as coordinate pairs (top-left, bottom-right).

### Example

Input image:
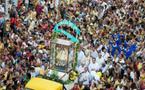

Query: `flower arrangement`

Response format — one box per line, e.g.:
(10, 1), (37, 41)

(69, 70), (78, 81)
(38, 70), (72, 84)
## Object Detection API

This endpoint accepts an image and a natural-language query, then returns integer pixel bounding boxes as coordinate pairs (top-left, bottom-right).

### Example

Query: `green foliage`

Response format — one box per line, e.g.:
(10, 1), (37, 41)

(49, 70), (59, 81)
(72, 43), (79, 70)
(37, 70), (72, 85)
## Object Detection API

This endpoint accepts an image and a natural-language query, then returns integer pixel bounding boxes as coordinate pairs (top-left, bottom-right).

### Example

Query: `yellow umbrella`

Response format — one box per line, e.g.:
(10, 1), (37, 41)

(25, 78), (63, 90)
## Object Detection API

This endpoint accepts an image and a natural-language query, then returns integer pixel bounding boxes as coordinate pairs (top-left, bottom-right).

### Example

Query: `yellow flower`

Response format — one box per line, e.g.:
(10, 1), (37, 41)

(96, 71), (102, 78)
(38, 44), (45, 49)
(69, 71), (78, 81)
(137, 63), (142, 70)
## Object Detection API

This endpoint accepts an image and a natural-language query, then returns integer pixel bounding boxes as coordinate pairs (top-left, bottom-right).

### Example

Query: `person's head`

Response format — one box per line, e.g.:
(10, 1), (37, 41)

(73, 83), (79, 88)
(84, 67), (88, 72)
(83, 85), (90, 90)
(92, 58), (96, 63)
(91, 82), (97, 88)
(81, 63), (85, 67)
(102, 47), (106, 52)
(98, 52), (102, 58)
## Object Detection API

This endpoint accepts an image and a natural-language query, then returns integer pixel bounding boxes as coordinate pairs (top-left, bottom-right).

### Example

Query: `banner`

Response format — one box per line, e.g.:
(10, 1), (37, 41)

(53, 20), (80, 43)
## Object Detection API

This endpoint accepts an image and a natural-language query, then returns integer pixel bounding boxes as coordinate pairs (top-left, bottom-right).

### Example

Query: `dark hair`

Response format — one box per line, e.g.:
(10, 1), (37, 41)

(123, 86), (128, 90)
(130, 83), (137, 89)
(111, 6), (116, 10)
(83, 85), (90, 90)
(93, 82), (97, 87)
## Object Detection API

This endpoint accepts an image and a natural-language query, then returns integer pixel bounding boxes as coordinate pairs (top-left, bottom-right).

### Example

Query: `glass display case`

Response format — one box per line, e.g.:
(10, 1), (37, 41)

(50, 39), (74, 72)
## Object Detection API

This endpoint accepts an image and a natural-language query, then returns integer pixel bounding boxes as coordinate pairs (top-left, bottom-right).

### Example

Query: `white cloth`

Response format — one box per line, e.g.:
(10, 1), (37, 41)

(28, 40), (38, 47)
(84, 56), (91, 66)
(77, 50), (86, 65)
(89, 62), (100, 71)
(91, 50), (98, 59)
(113, 57), (119, 63)
(97, 45), (103, 51)
(119, 58), (125, 64)
(31, 72), (36, 77)
(130, 71), (135, 80)
(0, 5), (4, 13)
(96, 57), (105, 67)
(79, 71), (90, 85)
(44, 5), (48, 15)
(102, 64), (109, 73)
(40, 0), (45, 6)
(116, 86), (124, 90)
(77, 65), (85, 74)
(90, 71), (100, 82)
(35, 67), (41, 75)
(85, 49), (91, 56)
(1, 62), (5, 68)
(55, 0), (60, 8)
(78, 50), (85, 60)
(50, 3), (54, 9)
(121, 79), (127, 86)
(101, 51), (110, 61)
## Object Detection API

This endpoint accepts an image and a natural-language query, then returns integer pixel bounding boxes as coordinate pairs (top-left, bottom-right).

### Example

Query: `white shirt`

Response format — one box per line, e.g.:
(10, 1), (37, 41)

(0, 5), (4, 13)
(121, 79), (127, 86)
(130, 71), (135, 80)
(91, 50), (98, 59)
(44, 5), (48, 15)
(96, 56), (105, 66)
(31, 72), (36, 77)
(78, 50), (85, 62)
(55, 0), (59, 8)
(97, 45), (103, 51)
(79, 71), (90, 85)
(119, 58), (125, 64)
(77, 65), (85, 74)
(116, 86), (123, 90)
(50, 3), (54, 8)
(40, 0), (45, 6)
(102, 64), (109, 73)
(1, 62), (5, 68)
(89, 62), (100, 71)
(113, 57), (119, 63)
(103, 52), (110, 61)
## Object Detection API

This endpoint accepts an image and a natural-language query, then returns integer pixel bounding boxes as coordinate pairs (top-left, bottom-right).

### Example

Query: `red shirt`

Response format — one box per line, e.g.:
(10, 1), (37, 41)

(10, 18), (17, 25)
(17, 0), (23, 9)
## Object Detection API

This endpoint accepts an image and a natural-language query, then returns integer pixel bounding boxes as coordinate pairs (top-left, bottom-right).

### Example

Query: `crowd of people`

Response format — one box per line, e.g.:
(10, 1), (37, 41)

(0, 0), (145, 90)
